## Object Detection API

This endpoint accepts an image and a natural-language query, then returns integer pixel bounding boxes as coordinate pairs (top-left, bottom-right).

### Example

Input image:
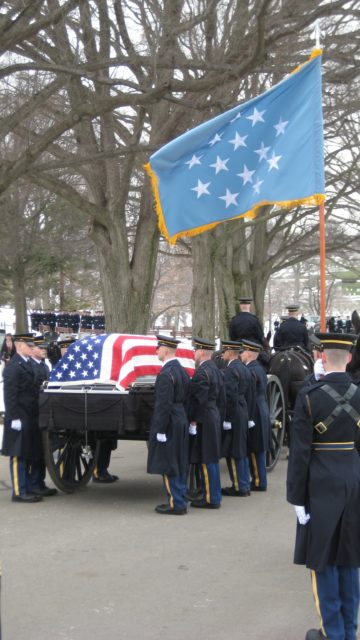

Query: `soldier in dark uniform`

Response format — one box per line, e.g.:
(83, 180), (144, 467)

(147, 335), (190, 515)
(29, 336), (58, 497)
(240, 339), (271, 492)
(188, 337), (225, 509)
(220, 339), (255, 497)
(93, 441), (119, 483)
(229, 297), (264, 345)
(287, 333), (360, 640)
(1, 334), (43, 502)
(273, 304), (310, 351)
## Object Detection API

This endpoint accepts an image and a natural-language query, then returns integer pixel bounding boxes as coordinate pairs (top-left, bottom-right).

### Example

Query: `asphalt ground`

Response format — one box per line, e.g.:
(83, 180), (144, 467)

(0, 441), (320, 640)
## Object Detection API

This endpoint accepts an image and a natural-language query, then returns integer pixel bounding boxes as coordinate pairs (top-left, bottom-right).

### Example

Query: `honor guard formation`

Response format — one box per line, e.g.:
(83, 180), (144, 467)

(2, 298), (360, 640)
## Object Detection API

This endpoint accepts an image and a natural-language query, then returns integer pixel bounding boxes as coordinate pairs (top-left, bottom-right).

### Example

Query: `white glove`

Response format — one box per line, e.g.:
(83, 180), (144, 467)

(294, 505), (310, 525)
(156, 433), (167, 443)
(11, 419), (22, 431)
(189, 424), (197, 435)
(223, 421), (232, 430)
(313, 358), (326, 380)
(248, 420), (255, 428)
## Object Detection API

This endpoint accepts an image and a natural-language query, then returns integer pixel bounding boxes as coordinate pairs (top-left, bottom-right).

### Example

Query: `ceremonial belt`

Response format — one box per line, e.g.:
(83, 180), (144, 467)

(312, 441), (355, 451)
(313, 383), (360, 434)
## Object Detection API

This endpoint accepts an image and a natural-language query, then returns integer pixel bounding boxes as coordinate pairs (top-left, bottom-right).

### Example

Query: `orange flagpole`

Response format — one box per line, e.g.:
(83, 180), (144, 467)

(319, 202), (326, 331)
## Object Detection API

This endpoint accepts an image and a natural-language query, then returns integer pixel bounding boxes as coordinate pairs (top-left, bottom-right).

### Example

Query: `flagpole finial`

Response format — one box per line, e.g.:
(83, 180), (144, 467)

(313, 19), (322, 48)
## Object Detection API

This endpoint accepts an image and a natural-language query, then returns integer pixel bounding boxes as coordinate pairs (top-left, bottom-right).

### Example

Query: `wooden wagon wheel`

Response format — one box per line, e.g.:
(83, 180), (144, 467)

(266, 374), (286, 471)
(43, 429), (100, 493)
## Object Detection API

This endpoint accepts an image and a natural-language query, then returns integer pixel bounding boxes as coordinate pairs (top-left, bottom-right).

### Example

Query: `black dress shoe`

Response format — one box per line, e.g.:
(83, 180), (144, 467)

(155, 504), (187, 515)
(221, 487), (250, 497)
(93, 472), (119, 483)
(12, 494), (42, 503)
(190, 499), (221, 509)
(305, 629), (327, 640)
(250, 484), (267, 492)
(31, 486), (58, 497)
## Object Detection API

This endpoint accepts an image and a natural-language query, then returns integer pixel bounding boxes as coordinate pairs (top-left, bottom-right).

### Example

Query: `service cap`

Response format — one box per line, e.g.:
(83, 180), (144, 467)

(156, 334), (180, 349)
(286, 304), (300, 312)
(221, 339), (243, 352)
(241, 339), (262, 353)
(315, 332), (355, 351)
(238, 297), (253, 304)
(13, 333), (35, 345)
(309, 334), (323, 352)
(58, 337), (76, 348)
(32, 336), (48, 349)
(192, 336), (216, 351)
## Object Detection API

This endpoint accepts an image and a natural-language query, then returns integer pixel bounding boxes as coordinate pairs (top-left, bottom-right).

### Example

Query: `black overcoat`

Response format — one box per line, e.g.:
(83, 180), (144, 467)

(222, 359), (254, 459)
(229, 311), (264, 344)
(287, 372), (360, 571)
(246, 359), (271, 453)
(1, 354), (41, 460)
(273, 317), (309, 350)
(189, 359), (225, 464)
(147, 359), (190, 477)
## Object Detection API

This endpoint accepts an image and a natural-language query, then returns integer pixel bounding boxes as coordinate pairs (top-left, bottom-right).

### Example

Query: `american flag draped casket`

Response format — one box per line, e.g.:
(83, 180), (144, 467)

(48, 333), (195, 390)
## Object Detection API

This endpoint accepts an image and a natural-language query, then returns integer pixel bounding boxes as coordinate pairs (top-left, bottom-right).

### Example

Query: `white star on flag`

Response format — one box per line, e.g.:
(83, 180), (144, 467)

(254, 141), (270, 162)
(229, 132), (248, 150)
(274, 117), (289, 136)
(246, 108), (265, 127)
(267, 152), (282, 171)
(209, 133), (222, 146)
(237, 165), (255, 185)
(219, 189), (239, 208)
(230, 112), (241, 123)
(253, 179), (263, 194)
(191, 179), (211, 198)
(210, 156), (229, 174)
(185, 154), (202, 169)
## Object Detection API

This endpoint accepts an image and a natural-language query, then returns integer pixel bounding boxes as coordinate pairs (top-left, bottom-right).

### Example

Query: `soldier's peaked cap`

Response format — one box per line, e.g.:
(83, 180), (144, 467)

(13, 333), (35, 344)
(221, 339), (243, 351)
(33, 336), (48, 348)
(238, 297), (253, 304)
(241, 339), (262, 352)
(156, 334), (180, 349)
(58, 337), (76, 348)
(286, 303), (300, 312)
(192, 336), (216, 351)
(315, 332), (355, 351)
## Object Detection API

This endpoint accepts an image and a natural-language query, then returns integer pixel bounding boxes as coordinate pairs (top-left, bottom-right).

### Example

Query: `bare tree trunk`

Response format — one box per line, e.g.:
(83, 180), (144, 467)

(191, 234), (215, 338)
(13, 263), (28, 332)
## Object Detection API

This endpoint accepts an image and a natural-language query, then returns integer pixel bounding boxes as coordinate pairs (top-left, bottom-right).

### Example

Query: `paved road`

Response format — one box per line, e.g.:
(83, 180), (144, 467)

(0, 443), (318, 640)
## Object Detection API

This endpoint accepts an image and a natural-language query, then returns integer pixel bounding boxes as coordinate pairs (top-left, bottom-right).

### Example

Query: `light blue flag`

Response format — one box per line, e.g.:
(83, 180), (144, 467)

(145, 51), (325, 245)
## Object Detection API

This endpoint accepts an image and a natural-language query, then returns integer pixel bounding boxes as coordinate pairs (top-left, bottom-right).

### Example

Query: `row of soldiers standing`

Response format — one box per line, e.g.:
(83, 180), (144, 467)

(147, 331), (271, 515)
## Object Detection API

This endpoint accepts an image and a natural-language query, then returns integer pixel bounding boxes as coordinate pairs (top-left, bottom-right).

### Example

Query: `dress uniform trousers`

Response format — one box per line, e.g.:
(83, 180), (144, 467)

(311, 566), (359, 640)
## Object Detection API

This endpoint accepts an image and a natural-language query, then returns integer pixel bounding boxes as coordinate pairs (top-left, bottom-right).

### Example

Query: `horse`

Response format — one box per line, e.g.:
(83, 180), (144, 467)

(269, 346), (314, 443)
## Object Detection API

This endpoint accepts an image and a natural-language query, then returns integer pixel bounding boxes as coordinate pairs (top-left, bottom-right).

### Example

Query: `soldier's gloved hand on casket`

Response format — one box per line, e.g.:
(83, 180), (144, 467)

(248, 420), (255, 428)
(223, 421), (232, 430)
(189, 423), (197, 435)
(10, 419), (22, 431)
(294, 505), (310, 525)
(156, 433), (167, 442)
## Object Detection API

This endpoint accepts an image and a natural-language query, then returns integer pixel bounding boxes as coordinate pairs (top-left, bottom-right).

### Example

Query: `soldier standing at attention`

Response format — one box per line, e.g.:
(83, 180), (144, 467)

(1, 334), (43, 502)
(147, 335), (190, 515)
(221, 339), (255, 497)
(229, 297), (265, 345)
(287, 333), (360, 640)
(29, 336), (57, 497)
(240, 339), (271, 492)
(273, 303), (310, 351)
(188, 337), (225, 509)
